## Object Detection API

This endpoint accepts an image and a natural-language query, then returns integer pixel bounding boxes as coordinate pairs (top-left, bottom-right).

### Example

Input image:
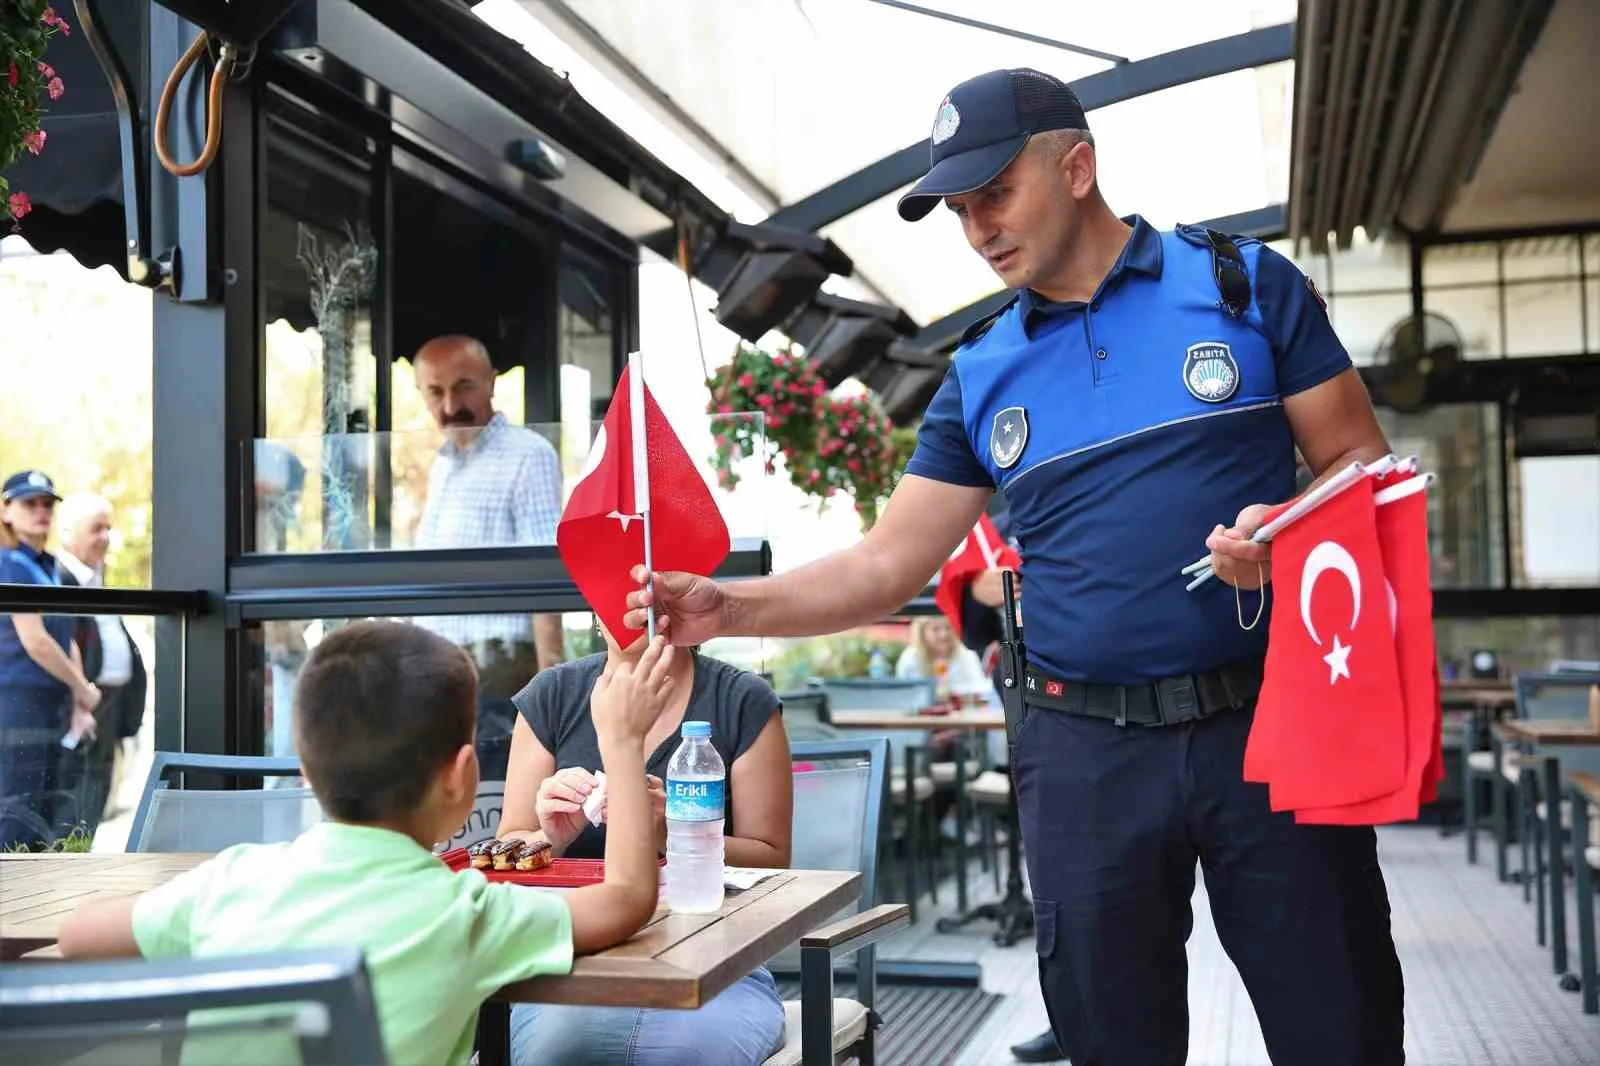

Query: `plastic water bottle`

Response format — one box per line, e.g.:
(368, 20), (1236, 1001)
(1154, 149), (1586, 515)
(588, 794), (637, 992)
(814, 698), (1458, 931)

(868, 648), (889, 679)
(665, 721), (726, 913)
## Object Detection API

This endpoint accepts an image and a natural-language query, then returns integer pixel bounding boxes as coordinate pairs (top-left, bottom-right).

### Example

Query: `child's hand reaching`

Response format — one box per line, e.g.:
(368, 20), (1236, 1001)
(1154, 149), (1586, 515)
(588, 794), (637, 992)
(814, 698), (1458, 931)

(589, 637), (675, 749)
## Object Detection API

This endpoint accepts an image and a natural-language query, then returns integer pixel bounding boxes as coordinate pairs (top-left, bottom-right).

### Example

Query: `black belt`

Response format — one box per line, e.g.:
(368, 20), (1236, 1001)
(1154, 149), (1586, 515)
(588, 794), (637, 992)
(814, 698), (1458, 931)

(1024, 659), (1263, 728)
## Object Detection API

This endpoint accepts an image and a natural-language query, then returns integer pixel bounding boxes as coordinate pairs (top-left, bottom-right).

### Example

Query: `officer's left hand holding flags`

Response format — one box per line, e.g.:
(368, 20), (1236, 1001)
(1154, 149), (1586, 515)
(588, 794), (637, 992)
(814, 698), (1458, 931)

(557, 354), (730, 645)
(1197, 457), (1442, 825)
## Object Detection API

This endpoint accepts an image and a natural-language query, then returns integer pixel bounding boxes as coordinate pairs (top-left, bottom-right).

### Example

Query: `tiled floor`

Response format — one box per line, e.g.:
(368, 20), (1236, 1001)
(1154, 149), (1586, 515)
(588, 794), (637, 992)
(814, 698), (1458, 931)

(871, 826), (1600, 1065)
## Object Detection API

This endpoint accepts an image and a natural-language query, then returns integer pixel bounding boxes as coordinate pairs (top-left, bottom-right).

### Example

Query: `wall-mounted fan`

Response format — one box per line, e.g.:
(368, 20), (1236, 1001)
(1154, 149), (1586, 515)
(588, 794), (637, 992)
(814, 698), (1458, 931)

(1370, 311), (1463, 413)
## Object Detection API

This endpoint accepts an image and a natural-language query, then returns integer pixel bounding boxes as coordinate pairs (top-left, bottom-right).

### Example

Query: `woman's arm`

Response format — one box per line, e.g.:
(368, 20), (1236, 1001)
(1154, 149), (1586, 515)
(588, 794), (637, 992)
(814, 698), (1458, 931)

(726, 714), (793, 868)
(496, 715), (557, 849)
(13, 614), (96, 702)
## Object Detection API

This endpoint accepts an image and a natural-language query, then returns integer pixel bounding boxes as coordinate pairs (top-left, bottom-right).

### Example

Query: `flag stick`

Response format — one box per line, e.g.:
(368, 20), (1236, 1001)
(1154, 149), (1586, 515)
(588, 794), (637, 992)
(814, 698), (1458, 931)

(1182, 458), (1378, 592)
(628, 352), (656, 642)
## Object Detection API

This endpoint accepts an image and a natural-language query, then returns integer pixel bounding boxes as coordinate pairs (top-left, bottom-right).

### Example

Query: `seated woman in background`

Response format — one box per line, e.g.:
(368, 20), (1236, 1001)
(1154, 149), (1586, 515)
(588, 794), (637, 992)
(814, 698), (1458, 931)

(497, 621), (793, 1066)
(896, 615), (989, 701)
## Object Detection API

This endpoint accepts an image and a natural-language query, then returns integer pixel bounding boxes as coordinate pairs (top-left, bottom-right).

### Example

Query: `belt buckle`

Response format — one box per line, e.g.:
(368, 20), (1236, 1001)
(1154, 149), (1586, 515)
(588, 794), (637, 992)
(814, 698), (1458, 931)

(1155, 676), (1200, 725)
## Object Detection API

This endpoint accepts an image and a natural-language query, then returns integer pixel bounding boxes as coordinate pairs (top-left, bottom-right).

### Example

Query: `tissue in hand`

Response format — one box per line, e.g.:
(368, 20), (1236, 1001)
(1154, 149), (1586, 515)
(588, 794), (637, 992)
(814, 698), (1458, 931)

(582, 770), (608, 825)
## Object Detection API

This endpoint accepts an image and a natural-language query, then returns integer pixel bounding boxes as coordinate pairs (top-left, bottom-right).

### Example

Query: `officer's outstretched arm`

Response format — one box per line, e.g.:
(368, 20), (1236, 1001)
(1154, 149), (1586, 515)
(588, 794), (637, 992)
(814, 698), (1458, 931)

(721, 474), (991, 639)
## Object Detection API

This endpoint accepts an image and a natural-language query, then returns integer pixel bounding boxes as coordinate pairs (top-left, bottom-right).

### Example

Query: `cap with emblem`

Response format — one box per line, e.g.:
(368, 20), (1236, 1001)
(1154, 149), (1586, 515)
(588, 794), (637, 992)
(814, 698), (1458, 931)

(898, 68), (1090, 222)
(2, 470), (62, 504)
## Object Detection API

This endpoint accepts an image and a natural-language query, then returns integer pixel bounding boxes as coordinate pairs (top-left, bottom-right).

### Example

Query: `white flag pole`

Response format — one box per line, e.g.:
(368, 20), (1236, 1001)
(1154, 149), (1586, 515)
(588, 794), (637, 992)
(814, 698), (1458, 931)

(628, 352), (656, 641)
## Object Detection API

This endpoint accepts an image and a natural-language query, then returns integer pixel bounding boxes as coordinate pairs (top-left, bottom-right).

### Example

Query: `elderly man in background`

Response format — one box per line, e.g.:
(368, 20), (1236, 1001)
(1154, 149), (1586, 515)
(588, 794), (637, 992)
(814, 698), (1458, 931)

(54, 493), (147, 839)
(411, 334), (565, 784)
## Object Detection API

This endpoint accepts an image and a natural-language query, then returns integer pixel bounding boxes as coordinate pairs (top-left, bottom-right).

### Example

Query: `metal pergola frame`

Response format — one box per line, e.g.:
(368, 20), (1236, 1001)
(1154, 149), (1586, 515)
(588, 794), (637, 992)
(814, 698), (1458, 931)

(12, 2), (1598, 769)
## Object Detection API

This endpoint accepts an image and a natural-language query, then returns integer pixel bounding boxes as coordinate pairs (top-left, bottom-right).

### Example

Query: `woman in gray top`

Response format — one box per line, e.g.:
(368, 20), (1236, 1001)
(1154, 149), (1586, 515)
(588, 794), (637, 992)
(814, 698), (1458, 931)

(497, 622), (793, 1066)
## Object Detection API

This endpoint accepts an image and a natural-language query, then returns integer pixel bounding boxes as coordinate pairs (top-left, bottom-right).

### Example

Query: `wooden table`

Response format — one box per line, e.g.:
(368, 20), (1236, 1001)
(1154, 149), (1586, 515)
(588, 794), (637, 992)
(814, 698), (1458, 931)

(1496, 718), (1600, 745)
(0, 854), (860, 1010)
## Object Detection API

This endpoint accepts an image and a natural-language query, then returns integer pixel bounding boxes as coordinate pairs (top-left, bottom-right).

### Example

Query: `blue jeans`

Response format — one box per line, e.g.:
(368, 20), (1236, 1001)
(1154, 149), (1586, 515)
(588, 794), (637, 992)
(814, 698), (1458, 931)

(510, 966), (785, 1066)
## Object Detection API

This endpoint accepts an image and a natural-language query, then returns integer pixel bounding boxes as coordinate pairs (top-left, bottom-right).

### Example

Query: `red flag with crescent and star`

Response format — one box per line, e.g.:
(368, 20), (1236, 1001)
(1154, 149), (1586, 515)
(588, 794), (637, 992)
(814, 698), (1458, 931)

(1289, 473), (1438, 824)
(1244, 474), (1407, 811)
(556, 362), (729, 645)
(935, 513), (1021, 638)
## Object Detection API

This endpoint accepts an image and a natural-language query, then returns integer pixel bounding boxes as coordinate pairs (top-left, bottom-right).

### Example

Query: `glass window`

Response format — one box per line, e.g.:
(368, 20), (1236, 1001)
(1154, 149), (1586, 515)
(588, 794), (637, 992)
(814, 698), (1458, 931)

(1267, 237), (1331, 294)
(249, 612), (595, 848)
(1504, 280), (1585, 358)
(1514, 456), (1600, 587)
(1323, 230), (1410, 294)
(1501, 235), (1581, 282)
(1376, 405), (1505, 588)
(559, 244), (619, 423)
(1435, 615), (1600, 681)
(1422, 242), (1499, 288)
(1331, 292), (1411, 366)
(0, 609), (162, 853)
(1425, 286), (1502, 360)
(1584, 274), (1600, 357)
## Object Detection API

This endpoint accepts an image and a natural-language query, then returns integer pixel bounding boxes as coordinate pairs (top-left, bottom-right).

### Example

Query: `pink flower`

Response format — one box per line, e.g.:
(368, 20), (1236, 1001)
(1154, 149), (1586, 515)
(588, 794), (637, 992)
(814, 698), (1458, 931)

(755, 394), (772, 408)
(22, 130), (46, 155)
(716, 403), (732, 415)
(36, 62), (55, 80)
(8, 191), (33, 220)
(737, 373), (754, 389)
(42, 7), (70, 35)
(812, 380), (826, 397)
(47, 77), (64, 101)
(6, 63), (16, 87)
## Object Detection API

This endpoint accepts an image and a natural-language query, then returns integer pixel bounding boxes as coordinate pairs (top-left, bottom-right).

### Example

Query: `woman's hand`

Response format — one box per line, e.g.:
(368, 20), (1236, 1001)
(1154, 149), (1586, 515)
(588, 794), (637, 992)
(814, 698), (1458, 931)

(534, 766), (600, 855)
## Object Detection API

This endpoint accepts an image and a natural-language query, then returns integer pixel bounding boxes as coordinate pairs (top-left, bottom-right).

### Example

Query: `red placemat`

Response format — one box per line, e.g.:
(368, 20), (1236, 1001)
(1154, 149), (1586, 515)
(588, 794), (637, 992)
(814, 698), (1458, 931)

(437, 846), (663, 888)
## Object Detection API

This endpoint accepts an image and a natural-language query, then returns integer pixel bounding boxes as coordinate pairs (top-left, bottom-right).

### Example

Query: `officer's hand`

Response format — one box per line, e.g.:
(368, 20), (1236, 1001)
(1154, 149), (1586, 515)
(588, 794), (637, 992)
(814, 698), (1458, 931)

(1205, 503), (1274, 591)
(624, 566), (730, 646)
(970, 568), (1016, 608)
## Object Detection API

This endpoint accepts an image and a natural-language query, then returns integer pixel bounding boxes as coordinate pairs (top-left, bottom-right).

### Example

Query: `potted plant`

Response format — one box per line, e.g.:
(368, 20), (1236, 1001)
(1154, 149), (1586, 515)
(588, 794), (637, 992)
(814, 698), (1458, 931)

(707, 343), (915, 529)
(1, 2), (70, 227)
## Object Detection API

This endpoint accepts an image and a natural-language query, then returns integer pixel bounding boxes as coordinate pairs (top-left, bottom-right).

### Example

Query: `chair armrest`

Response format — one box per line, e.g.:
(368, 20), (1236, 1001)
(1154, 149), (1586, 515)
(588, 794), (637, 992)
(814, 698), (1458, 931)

(796, 905), (910, 1066)
(800, 904), (909, 953)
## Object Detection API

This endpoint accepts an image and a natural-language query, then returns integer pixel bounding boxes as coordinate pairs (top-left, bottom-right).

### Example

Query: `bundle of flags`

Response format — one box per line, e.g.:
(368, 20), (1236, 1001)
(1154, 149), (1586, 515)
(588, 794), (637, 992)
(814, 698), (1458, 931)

(934, 513), (1021, 640)
(556, 354), (730, 644)
(1240, 455), (1443, 825)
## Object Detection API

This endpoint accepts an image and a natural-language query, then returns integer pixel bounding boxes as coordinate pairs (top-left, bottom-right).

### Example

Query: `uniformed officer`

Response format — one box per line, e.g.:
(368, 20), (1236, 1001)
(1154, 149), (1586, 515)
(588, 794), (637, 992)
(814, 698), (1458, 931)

(628, 68), (1403, 1066)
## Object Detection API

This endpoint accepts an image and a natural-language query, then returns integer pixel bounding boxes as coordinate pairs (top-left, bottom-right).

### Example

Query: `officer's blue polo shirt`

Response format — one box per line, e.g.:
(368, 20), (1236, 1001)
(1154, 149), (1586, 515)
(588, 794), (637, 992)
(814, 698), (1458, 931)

(0, 542), (75, 690)
(906, 215), (1352, 684)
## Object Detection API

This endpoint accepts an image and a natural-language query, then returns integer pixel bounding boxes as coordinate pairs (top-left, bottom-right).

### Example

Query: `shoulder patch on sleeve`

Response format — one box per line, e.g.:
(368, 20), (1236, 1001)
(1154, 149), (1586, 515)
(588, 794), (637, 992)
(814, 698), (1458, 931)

(958, 295), (1018, 348)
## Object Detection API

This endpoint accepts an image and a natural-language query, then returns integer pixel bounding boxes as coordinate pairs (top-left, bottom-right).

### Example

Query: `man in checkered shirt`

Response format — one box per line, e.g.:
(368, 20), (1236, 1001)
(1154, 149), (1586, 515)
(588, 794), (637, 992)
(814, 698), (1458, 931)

(412, 335), (566, 767)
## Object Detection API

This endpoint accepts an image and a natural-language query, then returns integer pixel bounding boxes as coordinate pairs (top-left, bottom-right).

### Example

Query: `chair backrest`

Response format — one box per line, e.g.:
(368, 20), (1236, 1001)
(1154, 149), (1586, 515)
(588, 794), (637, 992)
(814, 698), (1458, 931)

(0, 947), (388, 1066)
(776, 689), (839, 742)
(769, 738), (889, 976)
(814, 677), (934, 712)
(1514, 672), (1600, 722)
(130, 753), (320, 853)
(1552, 660), (1600, 673)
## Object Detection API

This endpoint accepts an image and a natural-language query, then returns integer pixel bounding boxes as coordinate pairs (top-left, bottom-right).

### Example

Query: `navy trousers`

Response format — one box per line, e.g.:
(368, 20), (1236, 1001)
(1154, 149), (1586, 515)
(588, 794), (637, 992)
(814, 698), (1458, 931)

(1012, 699), (1405, 1066)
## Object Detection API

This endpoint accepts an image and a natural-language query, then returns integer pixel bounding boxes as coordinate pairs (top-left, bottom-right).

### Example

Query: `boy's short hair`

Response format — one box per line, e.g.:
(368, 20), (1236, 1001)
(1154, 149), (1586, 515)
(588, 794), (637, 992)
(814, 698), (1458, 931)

(293, 620), (478, 823)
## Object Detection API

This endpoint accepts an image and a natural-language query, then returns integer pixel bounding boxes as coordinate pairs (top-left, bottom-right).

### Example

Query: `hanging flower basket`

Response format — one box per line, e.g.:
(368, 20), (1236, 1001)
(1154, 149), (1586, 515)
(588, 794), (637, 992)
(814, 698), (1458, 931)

(1, 3), (70, 227)
(707, 343), (916, 529)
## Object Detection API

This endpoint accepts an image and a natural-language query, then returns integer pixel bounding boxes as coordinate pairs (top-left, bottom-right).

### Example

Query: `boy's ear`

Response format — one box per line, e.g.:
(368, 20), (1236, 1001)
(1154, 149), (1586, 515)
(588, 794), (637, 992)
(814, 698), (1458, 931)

(440, 743), (477, 802)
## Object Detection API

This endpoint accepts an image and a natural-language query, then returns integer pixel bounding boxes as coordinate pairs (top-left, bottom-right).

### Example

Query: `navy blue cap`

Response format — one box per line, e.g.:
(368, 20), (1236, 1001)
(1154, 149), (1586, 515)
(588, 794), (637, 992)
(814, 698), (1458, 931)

(2, 470), (61, 504)
(898, 68), (1091, 222)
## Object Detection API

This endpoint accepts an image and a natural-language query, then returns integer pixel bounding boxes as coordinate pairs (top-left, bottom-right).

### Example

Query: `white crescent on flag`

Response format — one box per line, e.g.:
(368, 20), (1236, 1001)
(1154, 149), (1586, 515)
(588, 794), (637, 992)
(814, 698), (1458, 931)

(1300, 539), (1362, 684)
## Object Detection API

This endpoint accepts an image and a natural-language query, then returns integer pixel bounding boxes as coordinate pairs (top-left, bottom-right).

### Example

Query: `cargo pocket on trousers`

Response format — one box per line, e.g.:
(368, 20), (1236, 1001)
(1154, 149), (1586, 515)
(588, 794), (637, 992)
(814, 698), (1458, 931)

(1033, 898), (1058, 959)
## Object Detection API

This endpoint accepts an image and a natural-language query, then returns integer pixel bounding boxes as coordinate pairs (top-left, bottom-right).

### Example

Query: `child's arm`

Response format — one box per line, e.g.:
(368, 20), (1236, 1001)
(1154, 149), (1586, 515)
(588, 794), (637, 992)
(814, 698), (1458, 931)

(58, 896), (142, 960)
(563, 640), (674, 954)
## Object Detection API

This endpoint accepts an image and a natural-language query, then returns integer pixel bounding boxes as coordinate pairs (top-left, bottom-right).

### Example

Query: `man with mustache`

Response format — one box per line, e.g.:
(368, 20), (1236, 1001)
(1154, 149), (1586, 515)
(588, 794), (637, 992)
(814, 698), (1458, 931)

(412, 335), (566, 785)
(627, 70), (1402, 1066)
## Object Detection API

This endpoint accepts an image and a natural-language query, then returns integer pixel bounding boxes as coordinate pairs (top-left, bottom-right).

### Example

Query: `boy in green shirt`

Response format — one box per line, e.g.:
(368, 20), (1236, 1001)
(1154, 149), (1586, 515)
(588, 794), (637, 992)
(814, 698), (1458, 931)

(59, 620), (673, 1066)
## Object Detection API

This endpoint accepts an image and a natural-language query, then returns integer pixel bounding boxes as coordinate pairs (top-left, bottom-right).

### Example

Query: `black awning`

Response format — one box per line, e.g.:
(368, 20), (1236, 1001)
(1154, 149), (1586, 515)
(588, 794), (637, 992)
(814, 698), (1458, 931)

(3, 1), (147, 274)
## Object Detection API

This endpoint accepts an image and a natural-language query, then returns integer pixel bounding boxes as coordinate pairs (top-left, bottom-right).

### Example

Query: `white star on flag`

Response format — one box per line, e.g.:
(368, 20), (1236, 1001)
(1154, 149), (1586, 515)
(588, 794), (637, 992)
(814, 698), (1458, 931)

(1323, 633), (1353, 684)
(606, 510), (641, 532)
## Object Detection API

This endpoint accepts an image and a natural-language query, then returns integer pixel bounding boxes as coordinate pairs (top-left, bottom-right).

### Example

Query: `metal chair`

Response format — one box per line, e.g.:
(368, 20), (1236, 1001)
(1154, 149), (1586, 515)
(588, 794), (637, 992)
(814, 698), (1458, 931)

(776, 689), (840, 742)
(765, 737), (909, 1066)
(0, 946), (388, 1065)
(129, 752), (319, 853)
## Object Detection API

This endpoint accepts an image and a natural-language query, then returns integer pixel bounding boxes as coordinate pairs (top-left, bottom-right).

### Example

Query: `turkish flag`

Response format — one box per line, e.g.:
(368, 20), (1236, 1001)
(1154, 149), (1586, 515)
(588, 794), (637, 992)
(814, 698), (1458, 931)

(1293, 475), (1437, 825)
(1244, 475), (1407, 811)
(935, 514), (1021, 638)
(557, 360), (730, 645)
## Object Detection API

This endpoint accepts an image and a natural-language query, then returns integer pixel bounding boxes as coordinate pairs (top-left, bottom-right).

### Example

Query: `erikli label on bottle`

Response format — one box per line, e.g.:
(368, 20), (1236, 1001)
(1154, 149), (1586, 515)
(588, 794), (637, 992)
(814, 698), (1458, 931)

(666, 778), (726, 822)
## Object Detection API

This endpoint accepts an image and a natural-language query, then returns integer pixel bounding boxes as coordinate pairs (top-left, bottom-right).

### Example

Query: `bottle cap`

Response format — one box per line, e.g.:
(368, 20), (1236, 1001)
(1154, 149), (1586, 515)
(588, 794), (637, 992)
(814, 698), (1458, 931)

(681, 721), (712, 739)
